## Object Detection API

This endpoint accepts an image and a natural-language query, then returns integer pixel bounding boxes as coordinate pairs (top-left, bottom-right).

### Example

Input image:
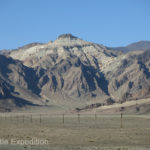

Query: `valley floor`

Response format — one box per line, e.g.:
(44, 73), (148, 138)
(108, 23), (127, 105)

(0, 114), (150, 149)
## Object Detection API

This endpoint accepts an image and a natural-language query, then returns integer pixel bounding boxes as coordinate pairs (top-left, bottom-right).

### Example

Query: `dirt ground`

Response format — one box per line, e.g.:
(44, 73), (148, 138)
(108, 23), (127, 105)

(0, 113), (150, 150)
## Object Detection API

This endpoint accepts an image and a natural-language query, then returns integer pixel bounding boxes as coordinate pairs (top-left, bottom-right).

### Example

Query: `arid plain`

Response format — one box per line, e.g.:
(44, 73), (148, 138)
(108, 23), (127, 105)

(0, 112), (150, 150)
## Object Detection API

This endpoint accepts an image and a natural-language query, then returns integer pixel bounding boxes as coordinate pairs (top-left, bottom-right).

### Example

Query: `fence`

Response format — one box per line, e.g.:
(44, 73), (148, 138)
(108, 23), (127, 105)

(0, 113), (149, 129)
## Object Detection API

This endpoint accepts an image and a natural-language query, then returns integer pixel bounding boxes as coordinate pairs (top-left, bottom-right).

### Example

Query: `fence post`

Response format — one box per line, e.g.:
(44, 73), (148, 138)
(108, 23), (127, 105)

(78, 113), (80, 124)
(10, 114), (12, 121)
(40, 114), (42, 123)
(23, 115), (24, 123)
(120, 113), (123, 128)
(16, 114), (18, 122)
(30, 114), (32, 123)
(62, 114), (64, 124)
(95, 113), (97, 121)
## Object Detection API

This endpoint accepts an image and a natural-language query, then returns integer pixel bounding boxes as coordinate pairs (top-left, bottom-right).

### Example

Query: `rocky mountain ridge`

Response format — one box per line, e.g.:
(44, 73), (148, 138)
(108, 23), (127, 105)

(110, 41), (150, 52)
(1, 34), (150, 112)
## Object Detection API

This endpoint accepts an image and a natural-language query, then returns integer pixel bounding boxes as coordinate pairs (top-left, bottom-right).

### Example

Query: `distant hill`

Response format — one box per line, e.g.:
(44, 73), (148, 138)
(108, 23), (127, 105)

(110, 41), (150, 52)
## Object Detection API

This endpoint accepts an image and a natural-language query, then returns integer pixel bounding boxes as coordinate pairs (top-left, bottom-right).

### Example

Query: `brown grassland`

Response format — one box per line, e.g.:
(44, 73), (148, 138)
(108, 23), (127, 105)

(0, 113), (150, 150)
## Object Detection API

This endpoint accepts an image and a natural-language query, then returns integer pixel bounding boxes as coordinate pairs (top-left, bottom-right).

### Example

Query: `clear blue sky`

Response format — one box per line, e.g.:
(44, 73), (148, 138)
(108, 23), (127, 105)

(0, 0), (150, 49)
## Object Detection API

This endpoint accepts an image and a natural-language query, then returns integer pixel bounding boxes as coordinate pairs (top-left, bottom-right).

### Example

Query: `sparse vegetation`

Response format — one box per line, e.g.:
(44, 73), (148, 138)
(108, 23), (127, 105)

(0, 113), (149, 149)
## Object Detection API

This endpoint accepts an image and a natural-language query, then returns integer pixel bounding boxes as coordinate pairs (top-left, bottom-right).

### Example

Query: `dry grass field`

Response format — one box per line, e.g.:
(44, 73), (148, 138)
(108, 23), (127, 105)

(0, 113), (150, 150)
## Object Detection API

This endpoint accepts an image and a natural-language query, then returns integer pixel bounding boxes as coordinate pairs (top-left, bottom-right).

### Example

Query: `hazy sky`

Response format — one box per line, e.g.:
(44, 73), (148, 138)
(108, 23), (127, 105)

(0, 0), (150, 49)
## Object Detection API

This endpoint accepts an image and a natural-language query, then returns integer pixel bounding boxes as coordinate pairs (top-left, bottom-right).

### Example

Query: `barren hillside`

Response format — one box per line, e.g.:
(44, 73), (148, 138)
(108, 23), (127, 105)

(1, 34), (150, 113)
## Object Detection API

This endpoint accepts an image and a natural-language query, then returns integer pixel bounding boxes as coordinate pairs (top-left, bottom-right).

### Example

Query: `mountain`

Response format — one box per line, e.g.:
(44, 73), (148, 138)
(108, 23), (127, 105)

(0, 55), (43, 111)
(110, 41), (150, 52)
(4, 34), (120, 102)
(1, 34), (150, 113)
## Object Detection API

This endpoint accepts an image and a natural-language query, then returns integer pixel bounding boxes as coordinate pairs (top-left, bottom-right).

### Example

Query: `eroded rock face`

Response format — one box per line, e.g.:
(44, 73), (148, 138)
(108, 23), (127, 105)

(57, 33), (77, 39)
(1, 34), (150, 111)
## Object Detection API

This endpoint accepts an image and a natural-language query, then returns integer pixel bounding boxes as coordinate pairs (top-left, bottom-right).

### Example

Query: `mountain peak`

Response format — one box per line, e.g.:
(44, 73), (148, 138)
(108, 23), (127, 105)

(54, 33), (88, 45)
(57, 33), (77, 40)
